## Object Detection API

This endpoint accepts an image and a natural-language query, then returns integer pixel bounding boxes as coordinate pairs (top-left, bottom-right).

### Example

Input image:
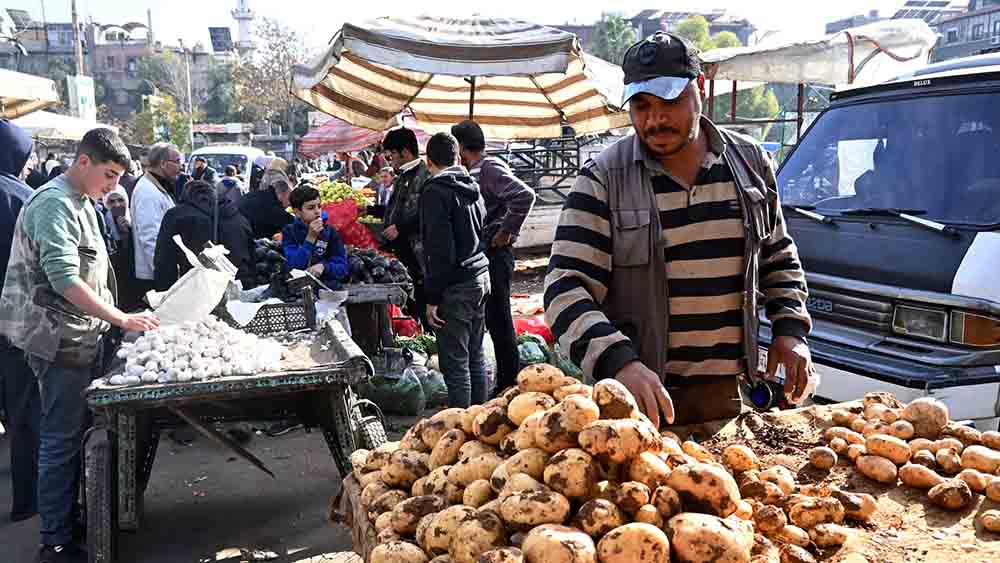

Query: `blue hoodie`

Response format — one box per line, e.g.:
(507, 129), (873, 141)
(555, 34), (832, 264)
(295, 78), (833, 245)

(281, 212), (349, 288)
(0, 120), (34, 298)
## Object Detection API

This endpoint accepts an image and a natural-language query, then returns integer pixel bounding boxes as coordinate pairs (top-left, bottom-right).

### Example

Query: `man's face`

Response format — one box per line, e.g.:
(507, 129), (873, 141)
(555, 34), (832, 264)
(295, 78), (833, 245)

(78, 155), (126, 199)
(385, 149), (405, 173)
(379, 170), (394, 186)
(107, 194), (128, 217)
(276, 187), (292, 207)
(629, 81), (703, 159)
(161, 150), (183, 179)
(297, 199), (322, 224)
(195, 159), (206, 171)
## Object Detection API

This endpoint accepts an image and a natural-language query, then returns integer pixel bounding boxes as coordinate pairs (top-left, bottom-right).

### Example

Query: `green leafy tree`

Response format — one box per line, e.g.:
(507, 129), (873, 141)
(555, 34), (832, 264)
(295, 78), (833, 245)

(133, 95), (191, 152)
(673, 15), (715, 52)
(592, 13), (637, 65)
(711, 85), (781, 137)
(711, 31), (742, 49)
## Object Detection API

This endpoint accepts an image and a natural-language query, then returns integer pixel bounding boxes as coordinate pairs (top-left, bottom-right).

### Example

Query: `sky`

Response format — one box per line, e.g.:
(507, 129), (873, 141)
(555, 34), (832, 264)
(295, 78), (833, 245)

(7, 0), (909, 54)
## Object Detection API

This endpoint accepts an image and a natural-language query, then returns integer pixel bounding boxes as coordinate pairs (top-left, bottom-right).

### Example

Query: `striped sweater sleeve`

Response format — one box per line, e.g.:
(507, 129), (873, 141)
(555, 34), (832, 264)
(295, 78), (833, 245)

(758, 151), (812, 339)
(544, 165), (638, 382)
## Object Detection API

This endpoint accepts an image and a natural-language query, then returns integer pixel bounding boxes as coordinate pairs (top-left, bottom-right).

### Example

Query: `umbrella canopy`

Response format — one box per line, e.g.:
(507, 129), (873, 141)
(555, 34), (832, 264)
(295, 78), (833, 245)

(0, 69), (60, 119)
(13, 110), (117, 141)
(292, 15), (630, 139)
(298, 115), (430, 156)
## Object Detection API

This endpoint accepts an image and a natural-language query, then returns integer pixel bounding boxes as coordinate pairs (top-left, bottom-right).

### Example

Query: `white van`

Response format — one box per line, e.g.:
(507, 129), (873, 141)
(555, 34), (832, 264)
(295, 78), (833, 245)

(187, 145), (265, 178)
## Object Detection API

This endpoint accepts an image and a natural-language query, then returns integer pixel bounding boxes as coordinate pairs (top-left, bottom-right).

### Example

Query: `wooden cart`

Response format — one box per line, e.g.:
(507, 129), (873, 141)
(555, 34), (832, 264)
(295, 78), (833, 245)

(81, 319), (388, 563)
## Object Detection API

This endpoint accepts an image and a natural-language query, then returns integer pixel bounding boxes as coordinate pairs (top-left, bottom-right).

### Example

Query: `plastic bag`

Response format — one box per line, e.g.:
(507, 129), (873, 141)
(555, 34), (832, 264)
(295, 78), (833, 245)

(513, 315), (554, 344)
(358, 367), (426, 416)
(322, 200), (359, 231)
(420, 369), (449, 407)
(152, 235), (234, 326)
(552, 342), (584, 381)
(518, 341), (548, 367)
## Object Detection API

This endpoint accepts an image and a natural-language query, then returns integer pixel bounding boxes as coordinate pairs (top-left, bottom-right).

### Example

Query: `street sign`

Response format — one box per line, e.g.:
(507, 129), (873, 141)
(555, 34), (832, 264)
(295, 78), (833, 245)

(209, 27), (234, 52)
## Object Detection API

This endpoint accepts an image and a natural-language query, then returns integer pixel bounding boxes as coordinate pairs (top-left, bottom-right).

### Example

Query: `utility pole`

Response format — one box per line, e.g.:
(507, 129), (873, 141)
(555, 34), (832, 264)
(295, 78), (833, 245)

(70, 0), (85, 75)
(179, 39), (195, 151)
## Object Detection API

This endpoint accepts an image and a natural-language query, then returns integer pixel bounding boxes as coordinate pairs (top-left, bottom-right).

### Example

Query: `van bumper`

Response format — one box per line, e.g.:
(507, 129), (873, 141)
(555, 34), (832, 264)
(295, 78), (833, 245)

(759, 325), (1000, 431)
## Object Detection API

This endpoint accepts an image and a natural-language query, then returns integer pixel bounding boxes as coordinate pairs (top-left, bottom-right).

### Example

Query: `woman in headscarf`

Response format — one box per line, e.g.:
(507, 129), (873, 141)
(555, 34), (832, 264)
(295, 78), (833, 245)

(102, 187), (142, 311)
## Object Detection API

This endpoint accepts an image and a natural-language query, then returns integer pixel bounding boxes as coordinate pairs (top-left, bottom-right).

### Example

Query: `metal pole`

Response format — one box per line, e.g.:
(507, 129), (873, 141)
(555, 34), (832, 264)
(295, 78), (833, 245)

(70, 0), (84, 75)
(796, 83), (805, 142)
(468, 76), (476, 120)
(707, 79), (715, 119)
(185, 48), (194, 151)
(730, 80), (737, 122)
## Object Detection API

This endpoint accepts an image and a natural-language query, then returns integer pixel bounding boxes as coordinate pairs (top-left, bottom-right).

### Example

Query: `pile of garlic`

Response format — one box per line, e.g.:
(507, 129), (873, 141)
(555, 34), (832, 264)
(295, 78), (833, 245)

(108, 316), (287, 386)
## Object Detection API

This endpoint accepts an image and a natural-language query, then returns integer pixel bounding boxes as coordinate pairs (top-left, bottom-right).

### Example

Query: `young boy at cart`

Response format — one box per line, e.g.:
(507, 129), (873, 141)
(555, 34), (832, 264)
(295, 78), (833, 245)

(282, 185), (349, 289)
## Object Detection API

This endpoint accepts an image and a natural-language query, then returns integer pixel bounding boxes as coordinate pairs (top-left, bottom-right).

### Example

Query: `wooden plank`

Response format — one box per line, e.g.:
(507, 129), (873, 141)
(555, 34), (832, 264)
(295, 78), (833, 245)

(338, 474), (378, 563)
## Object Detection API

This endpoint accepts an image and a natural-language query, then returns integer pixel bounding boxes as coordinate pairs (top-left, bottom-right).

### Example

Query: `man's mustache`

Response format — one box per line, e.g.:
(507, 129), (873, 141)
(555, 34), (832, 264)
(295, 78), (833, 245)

(643, 125), (681, 137)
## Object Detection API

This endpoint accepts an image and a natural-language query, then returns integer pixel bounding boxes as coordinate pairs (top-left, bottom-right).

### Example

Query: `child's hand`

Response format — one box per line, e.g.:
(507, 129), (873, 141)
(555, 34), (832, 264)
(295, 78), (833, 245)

(307, 263), (325, 278)
(309, 218), (324, 235)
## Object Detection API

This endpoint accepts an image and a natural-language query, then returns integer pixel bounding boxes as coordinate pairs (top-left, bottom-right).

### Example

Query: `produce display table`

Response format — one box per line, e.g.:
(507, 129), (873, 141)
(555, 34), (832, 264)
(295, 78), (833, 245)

(342, 283), (409, 354)
(336, 401), (1000, 563)
(82, 320), (389, 563)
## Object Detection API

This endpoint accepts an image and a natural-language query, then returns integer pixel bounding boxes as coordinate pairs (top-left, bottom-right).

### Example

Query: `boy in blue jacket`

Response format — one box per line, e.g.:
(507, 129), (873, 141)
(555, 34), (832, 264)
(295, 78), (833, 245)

(282, 185), (349, 289)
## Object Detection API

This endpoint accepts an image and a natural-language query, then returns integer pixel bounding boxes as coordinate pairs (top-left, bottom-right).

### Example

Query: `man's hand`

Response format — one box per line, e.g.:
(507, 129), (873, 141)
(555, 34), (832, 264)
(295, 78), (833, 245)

(384, 225), (399, 241)
(307, 218), (324, 242)
(426, 304), (446, 329)
(116, 216), (131, 231)
(491, 231), (514, 248)
(615, 361), (674, 428)
(307, 263), (325, 278)
(766, 335), (814, 403)
(119, 312), (160, 332)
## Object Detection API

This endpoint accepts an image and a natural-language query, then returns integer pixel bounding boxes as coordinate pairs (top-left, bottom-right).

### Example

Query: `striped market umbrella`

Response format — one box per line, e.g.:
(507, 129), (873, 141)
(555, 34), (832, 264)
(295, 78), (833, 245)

(298, 114), (430, 157)
(292, 15), (630, 140)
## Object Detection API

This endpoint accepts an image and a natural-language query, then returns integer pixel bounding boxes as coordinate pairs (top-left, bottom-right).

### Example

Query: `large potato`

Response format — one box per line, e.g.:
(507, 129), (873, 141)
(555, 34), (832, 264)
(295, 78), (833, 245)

(608, 481), (651, 514)
(450, 452), (505, 487)
(901, 397), (949, 440)
(361, 480), (393, 508)
(372, 541), (430, 563)
(597, 523), (670, 563)
(865, 434), (911, 465)
(753, 505), (787, 534)
(936, 448), (962, 475)
(574, 499), (625, 538)
(739, 480), (785, 506)
(402, 421), (431, 453)
(513, 412), (544, 450)
(652, 485), (683, 519)
(666, 462), (742, 517)
(430, 429), (468, 470)
(980, 509), (1000, 533)
(723, 445), (759, 473)
(634, 504), (664, 528)
(957, 468), (991, 493)
(464, 479), (495, 508)
(578, 419), (661, 463)
(474, 405), (516, 445)
(521, 524), (596, 563)
(459, 441), (497, 461)
(831, 490), (876, 522)
(478, 548), (524, 563)
(382, 450), (431, 489)
(982, 431), (1000, 450)
(543, 448), (599, 498)
(449, 511), (508, 563)
(809, 524), (849, 548)
(554, 395), (601, 433)
(787, 497), (845, 529)
(534, 409), (579, 454)
(961, 445), (1000, 474)
(516, 364), (574, 394)
(462, 406), (485, 435)
(507, 392), (557, 426)
(424, 505), (477, 555)
(499, 490), (571, 527)
(369, 490), (410, 521)
(366, 442), (401, 472)
(928, 479), (973, 511)
(856, 455), (898, 484)
(667, 512), (753, 563)
(391, 495), (448, 535)
(758, 466), (795, 496)
(592, 379), (641, 420)
(628, 451), (672, 489)
(504, 448), (549, 482)
(553, 383), (592, 401)
(422, 409), (466, 449)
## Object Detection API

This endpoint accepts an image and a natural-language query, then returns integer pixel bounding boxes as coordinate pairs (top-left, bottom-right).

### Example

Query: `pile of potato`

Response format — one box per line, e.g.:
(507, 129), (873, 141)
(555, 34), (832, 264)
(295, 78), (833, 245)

(816, 395), (1000, 531)
(350, 367), (1000, 563)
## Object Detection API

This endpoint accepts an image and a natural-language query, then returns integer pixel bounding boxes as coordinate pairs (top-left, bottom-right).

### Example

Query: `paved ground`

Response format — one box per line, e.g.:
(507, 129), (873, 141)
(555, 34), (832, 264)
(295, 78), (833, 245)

(0, 428), (358, 563)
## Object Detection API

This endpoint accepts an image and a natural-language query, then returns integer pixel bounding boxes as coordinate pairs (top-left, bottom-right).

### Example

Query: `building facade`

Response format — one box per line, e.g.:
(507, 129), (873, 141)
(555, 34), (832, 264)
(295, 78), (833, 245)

(628, 9), (755, 46)
(826, 11), (885, 34)
(931, 1), (1000, 61)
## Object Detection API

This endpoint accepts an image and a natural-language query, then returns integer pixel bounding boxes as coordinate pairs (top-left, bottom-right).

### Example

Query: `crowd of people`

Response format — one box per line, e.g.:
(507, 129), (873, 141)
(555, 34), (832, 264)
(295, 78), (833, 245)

(0, 114), (537, 562)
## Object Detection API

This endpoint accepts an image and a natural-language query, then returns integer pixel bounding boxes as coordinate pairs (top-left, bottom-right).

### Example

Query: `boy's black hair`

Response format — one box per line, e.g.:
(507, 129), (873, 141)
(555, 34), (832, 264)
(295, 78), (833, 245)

(426, 132), (460, 169)
(77, 128), (131, 168)
(194, 155), (207, 163)
(290, 185), (321, 210)
(451, 120), (486, 152)
(224, 165), (237, 175)
(382, 127), (419, 158)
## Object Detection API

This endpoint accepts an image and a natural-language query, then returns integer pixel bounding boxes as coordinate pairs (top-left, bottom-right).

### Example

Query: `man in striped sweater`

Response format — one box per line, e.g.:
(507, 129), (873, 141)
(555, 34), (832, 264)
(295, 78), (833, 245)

(544, 32), (813, 427)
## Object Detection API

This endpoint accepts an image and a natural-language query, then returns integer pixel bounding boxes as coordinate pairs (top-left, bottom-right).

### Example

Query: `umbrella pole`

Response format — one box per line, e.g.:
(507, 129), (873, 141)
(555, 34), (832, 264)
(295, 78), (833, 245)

(467, 76), (477, 119)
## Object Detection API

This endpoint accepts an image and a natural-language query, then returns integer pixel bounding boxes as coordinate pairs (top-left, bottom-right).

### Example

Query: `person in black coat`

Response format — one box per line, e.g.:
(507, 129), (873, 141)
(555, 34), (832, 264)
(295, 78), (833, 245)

(239, 172), (294, 240)
(153, 180), (255, 291)
(191, 156), (217, 184)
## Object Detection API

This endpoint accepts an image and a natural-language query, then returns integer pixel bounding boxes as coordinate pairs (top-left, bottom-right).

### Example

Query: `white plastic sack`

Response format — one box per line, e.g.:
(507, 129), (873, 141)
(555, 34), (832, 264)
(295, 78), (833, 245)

(152, 235), (234, 326)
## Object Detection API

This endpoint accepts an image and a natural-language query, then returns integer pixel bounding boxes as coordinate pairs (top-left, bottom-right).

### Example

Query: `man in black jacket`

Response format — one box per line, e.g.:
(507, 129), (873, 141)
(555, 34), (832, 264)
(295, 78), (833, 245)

(239, 172), (294, 240)
(191, 156), (217, 184)
(420, 132), (491, 408)
(153, 180), (255, 291)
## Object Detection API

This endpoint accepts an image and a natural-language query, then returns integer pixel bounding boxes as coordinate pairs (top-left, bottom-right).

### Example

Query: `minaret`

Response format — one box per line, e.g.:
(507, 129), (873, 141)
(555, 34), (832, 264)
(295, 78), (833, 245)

(232, 0), (254, 55)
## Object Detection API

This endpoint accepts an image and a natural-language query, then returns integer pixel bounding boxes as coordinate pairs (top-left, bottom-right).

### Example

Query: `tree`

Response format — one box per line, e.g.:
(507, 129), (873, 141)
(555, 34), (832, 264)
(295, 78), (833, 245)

(233, 17), (309, 142)
(135, 52), (193, 114)
(133, 95), (192, 152)
(592, 13), (637, 65)
(673, 15), (714, 52)
(711, 31), (742, 49)
(710, 85), (781, 137)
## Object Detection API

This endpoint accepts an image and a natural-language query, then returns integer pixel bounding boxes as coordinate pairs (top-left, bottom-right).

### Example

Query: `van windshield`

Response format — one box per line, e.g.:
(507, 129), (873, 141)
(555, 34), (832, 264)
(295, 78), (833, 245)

(778, 92), (1000, 225)
(193, 154), (249, 175)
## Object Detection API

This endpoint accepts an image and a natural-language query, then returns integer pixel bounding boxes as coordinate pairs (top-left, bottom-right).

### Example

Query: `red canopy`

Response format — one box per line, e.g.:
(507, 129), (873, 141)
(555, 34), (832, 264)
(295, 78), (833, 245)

(298, 115), (429, 157)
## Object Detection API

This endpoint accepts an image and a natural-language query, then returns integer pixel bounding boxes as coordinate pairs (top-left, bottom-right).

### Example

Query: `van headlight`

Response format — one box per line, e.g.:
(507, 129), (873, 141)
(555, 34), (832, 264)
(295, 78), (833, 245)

(893, 305), (947, 342)
(950, 311), (1000, 347)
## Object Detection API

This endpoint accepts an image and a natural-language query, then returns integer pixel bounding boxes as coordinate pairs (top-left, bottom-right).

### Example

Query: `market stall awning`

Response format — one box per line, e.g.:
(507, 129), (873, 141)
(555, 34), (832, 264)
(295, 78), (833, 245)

(699, 19), (938, 86)
(292, 15), (630, 139)
(299, 115), (430, 156)
(0, 69), (60, 119)
(13, 110), (118, 141)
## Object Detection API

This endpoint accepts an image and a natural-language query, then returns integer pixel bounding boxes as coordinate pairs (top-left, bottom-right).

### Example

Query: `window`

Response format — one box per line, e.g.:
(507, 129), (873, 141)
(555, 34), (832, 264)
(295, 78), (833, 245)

(993, 20), (1000, 36)
(972, 23), (985, 40)
(126, 57), (137, 78)
(105, 55), (115, 69)
(947, 28), (960, 43)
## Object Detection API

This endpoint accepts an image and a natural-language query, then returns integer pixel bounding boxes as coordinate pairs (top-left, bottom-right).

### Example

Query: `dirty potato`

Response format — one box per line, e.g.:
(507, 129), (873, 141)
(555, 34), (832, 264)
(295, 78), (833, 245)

(521, 524), (596, 563)
(473, 406), (516, 446)
(980, 509), (1000, 533)
(651, 485), (684, 519)
(554, 395), (601, 433)
(831, 490), (877, 522)
(534, 409), (579, 454)
(371, 541), (430, 563)
(865, 434), (911, 465)
(543, 448), (599, 498)
(759, 466), (796, 496)
(666, 462), (742, 517)
(477, 548), (524, 563)
(634, 504), (664, 528)
(901, 397), (949, 440)
(927, 479), (973, 511)
(574, 498), (625, 538)
(578, 419), (661, 463)
(592, 379), (641, 420)
(936, 448), (962, 475)
(553, 383), (592, 401)
(753, 504), (788, 534)
(449, 511), (508, 563)
(911, 450), (937, 468)
(464, 479), (495, 508)
(516, 364), (574, 394)
(723, 444), (760, 473)
(608, 481), (652, 514)
(506, 392), (557, 426)
(499, 490), (572, 527)
(449, 452), (506, 487)
(628, 451), (672, 489)
(961, 445), (1000, 474)
(808, 447), (838, 470)
(957, 469), (991, 493)
(667, 513), (753, 563)
(856, 455), (898, 484)
(430, 429), (469, 470)
(898, 463), (945, 489)
(809, 524), (849, 548)
(597, 523), (671, 563)
(787, 497), (845, 529)
(423, 506), (477, 555)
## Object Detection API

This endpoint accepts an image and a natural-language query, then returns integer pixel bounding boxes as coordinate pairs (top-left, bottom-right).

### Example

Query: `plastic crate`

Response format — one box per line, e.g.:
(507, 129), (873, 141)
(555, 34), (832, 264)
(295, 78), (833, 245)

(229, 302), (309, 336)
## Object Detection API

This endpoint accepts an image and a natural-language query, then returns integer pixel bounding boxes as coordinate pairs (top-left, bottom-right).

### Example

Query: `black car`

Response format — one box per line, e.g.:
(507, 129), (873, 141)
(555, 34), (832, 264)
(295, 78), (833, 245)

(762, 53), (1000, 429)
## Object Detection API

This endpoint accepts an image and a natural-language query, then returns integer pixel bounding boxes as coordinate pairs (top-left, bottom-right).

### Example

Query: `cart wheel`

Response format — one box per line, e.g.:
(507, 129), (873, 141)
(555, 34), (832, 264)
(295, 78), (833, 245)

(354, 399), (388, 449)
(85, 430), (116, 563)
(326, 385), (358, 476)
